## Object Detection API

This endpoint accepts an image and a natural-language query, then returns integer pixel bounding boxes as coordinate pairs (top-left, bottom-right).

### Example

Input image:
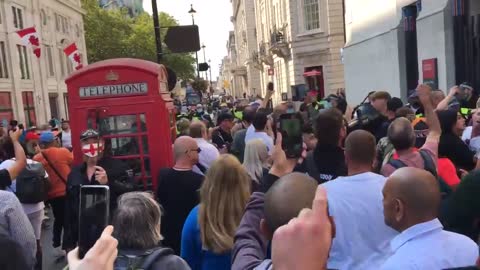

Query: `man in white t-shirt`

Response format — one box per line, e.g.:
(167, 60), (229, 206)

(189, 121), (219, 175)
(322, 130), (397, 270)
(245, 108), (274, 152)
(60, 120), (72, 150)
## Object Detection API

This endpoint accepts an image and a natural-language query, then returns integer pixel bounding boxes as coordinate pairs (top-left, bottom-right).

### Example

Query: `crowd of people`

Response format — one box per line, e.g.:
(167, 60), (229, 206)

(2, 81), (480, 270)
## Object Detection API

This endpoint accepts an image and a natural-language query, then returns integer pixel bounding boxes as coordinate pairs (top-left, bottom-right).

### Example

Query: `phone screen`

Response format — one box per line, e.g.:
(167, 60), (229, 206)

(280, 114), (303, 158)
(78, 185), (110, 259)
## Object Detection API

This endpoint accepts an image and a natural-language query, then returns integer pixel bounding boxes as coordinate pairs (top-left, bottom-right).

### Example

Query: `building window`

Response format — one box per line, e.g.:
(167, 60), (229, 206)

(303, 0), (320, 31)
(49, 93), (59, 119)
(63, 93), (69, 119)
(17, 45), (30, 80)
(0, 42), (8, 79)
(12, 6), (23, 29)
(22, 92), (36, 126)
(0, 92), (13, 120)
(58, 48), (65, 77)
(46, 46), (55, 77)
(55, 14), (69, 34)
(41, 10), (47, 26)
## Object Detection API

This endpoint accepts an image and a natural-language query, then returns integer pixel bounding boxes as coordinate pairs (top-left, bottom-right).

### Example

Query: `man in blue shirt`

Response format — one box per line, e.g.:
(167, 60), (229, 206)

(382, 167), (478, 269)
(322, 130), (397, 269)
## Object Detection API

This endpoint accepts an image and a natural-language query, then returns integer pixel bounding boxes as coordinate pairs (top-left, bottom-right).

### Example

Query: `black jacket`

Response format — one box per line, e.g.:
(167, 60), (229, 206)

(300, 144), (347, 184)
(63, 157), (135, 250)
(212, 128), (233, 150)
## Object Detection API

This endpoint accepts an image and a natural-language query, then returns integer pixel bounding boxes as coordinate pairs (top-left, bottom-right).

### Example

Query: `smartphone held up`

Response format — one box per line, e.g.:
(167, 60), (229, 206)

(78, 185), (110, 259)
(279, 113), (303, 159)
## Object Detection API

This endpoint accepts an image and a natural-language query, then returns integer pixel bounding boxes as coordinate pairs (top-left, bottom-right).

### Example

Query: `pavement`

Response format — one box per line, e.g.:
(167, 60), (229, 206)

(41, 207), (67, 270)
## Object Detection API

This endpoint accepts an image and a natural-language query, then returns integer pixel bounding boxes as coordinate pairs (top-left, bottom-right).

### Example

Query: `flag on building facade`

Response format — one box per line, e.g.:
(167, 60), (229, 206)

(16, 27), (41, 58)
(64, 43), (83, 70)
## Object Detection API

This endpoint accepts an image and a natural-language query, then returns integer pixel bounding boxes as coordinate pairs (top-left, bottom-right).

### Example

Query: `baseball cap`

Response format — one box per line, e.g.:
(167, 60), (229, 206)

(217, 112), (234, 125)
(25, 132), (40, 141)
(39, 132), (55, 144)
(80, 129), (99, 141)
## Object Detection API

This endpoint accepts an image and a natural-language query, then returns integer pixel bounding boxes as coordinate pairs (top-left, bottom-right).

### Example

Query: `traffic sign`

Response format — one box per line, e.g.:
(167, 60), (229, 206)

(164, 25), (200, 53)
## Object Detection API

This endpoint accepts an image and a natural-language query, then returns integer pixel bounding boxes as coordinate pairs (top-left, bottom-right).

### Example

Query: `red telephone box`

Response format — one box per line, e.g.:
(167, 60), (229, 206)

(65, 58), (175, 190)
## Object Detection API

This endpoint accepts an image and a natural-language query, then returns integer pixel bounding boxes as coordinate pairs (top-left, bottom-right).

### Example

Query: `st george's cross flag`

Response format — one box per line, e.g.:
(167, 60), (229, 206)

(64, 43), (83, 70)
(16, 27), (41, 58)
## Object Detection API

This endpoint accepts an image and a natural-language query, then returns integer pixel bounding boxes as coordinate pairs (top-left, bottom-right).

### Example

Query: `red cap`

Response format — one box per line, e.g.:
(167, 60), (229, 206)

(25, 132), (40, 141)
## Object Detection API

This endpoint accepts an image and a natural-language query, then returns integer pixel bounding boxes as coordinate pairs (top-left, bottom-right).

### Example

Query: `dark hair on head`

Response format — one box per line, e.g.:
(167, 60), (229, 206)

(436, 110), (458, 134)
(345, 130), (376, 165)
(387, 97), (404, 113)
(0, 136), (14, 160)
(302, 123), (314, 134)
(388, 118), (415, 151)
(253, 108), (269, 131)
(314, 108), (343, 145)
(243, 106), (256, 124)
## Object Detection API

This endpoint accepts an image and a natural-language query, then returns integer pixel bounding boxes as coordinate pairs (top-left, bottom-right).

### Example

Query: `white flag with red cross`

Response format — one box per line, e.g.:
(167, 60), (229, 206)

(64, 43), (83, 70)
(16, 27), (41, 58)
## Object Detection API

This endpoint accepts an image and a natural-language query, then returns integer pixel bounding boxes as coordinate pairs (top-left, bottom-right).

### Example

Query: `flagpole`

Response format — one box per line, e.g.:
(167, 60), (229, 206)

(37, 52), (49, 123)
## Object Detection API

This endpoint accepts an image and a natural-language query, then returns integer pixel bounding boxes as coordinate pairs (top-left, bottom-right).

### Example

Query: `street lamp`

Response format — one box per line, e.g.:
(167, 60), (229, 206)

(189, 4), (200, 78)
(201, 43), (207, 81)
(208, 59), (212, 92)
(151, 0), (163, 63)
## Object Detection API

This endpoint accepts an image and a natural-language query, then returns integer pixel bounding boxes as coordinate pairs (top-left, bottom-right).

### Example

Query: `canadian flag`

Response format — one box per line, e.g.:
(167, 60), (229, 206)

(64, 43), (83, 70)
(16, 27), (41, 58)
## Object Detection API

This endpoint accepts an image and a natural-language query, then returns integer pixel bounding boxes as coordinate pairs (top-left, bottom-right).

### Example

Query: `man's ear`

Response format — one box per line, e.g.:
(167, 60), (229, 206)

(260, 219), (273, 240)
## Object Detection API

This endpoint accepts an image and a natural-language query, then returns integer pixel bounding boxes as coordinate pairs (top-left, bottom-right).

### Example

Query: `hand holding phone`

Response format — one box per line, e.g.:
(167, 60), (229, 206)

(78, 186), (110, 259)
(9, 126), (23, 142)
(279, 113), (303, 159)
(68, 226), (118, 270)
(94, 166), (108, 185)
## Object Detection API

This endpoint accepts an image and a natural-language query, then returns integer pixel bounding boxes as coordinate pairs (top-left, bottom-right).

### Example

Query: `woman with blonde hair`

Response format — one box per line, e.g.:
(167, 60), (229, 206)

(181, 154), (251, 270)
(243, 139), (270, 192)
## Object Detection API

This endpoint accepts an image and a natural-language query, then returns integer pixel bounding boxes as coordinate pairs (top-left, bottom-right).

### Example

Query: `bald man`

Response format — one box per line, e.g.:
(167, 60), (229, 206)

(381, 84), (442, 177)
(156, 136), (203, 254)
(381, 167), (478, 269)
(321, 130), (397, 269)
(232, 173), (317, 270)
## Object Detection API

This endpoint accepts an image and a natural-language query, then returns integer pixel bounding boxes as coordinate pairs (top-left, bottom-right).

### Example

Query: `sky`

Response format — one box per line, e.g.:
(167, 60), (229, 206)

(143, 0), (233, 81)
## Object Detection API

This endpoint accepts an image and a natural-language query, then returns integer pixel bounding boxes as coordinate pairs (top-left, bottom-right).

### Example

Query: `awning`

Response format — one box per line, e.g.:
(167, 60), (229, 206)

(303, 70), (322, 77)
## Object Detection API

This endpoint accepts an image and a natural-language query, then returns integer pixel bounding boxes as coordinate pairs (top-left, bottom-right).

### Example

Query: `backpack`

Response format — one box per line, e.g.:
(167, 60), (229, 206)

(114, 247), (175, 270)
(387, 149), (453, 197)
(15, 162), (49, 204)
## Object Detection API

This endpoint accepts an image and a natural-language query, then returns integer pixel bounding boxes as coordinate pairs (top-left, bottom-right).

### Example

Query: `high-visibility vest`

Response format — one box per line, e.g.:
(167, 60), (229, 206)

(234, 110), (243, 120)
(460, 108), (471, 116)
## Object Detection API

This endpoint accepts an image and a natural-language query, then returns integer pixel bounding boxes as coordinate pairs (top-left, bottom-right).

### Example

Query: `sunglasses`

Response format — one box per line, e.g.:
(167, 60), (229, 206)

(186, 148), (201, 154)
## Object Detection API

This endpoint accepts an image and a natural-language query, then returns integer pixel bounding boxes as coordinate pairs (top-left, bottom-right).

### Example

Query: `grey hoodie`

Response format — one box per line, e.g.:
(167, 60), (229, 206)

(231, 192), (272, 270)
